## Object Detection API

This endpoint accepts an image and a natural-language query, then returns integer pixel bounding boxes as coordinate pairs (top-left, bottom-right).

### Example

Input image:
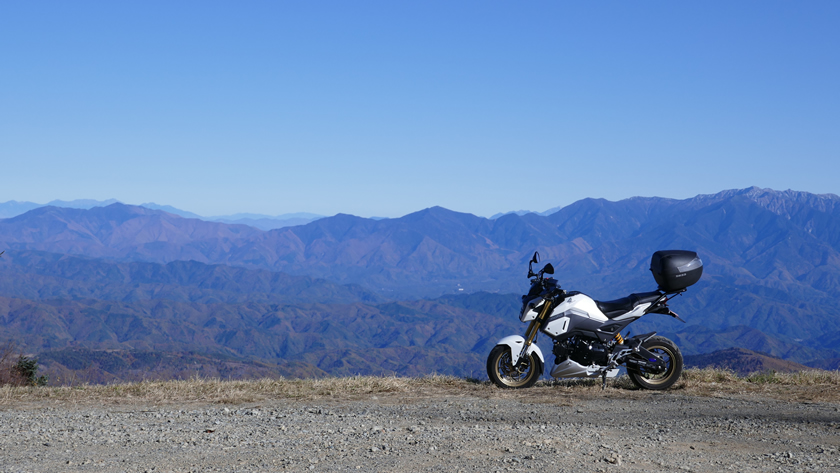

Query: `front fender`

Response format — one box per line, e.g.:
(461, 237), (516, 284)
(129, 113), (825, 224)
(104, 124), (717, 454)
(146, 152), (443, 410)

(496, 335), (545, 366)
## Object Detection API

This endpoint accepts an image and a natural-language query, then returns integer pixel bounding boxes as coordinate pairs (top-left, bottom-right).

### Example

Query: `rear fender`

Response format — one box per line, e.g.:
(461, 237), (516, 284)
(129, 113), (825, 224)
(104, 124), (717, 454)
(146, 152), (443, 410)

(496, 335), (545, 366)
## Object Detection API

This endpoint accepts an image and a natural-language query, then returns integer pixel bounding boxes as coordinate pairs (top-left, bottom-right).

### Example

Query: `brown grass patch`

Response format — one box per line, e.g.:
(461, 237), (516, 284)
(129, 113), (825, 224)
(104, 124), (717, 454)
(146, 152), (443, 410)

(667, 368), (840, 403)
(2, 369), (839, 408)
(0, 374), (481, 407)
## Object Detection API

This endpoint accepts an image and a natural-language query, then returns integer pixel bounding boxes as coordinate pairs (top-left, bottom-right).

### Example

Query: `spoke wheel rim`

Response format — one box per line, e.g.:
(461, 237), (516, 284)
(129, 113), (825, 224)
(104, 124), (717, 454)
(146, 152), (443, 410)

(496, 351), (534, 388)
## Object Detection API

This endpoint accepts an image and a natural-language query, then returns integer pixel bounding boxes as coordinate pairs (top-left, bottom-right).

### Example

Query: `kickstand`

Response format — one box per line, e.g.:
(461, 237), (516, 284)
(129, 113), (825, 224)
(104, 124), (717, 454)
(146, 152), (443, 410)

(601, 372), (607, 390)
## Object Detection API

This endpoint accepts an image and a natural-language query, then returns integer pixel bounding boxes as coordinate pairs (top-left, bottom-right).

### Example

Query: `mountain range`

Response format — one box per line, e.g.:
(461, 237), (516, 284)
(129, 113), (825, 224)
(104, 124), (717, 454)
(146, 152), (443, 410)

(1, 187), (839, 380)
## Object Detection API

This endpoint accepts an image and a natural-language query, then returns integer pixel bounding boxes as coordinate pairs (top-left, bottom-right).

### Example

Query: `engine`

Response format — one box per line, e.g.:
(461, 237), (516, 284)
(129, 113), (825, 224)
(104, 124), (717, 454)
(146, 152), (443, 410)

(553, 336), (609, 367)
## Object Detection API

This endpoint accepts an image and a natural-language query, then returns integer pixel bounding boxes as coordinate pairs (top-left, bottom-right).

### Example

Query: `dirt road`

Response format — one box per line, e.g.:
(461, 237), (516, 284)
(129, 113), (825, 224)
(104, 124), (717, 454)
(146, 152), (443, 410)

(1, 382), (839, 472)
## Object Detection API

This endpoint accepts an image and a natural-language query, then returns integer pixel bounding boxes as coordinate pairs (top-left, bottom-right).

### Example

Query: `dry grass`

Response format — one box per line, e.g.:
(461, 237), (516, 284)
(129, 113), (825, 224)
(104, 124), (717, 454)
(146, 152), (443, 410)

(678, 367), (840, 387)
(2, 369), (840, 408)
(667, 368), (840, 403)
(0, 374), (476, 407)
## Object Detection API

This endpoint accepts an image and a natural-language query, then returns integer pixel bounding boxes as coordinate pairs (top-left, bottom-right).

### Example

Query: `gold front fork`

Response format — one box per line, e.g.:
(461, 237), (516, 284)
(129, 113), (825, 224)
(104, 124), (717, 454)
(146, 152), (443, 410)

(523, 300), (553, 347)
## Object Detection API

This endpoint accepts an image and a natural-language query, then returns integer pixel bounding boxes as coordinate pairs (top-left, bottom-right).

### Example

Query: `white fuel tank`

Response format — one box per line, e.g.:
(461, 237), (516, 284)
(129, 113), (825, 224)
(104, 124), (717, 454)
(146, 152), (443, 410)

(542, 294), (608, 337)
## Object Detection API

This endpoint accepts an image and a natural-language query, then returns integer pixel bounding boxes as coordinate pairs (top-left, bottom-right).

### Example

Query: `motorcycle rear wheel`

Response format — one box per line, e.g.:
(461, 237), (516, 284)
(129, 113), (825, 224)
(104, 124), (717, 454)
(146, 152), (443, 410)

(487, 345), (543, 389)
(627, 336), (683, 390)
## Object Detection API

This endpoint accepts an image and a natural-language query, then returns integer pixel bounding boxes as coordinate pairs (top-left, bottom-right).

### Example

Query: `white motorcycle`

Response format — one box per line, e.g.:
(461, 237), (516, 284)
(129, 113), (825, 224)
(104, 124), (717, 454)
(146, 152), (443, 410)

(487, 250), (702, 390)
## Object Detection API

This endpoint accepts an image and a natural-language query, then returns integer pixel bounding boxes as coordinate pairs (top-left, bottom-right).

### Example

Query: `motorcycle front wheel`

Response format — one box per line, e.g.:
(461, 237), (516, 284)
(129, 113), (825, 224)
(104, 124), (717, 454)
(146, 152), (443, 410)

(487, 345), (543, 389)
(627, 336), (683, 390)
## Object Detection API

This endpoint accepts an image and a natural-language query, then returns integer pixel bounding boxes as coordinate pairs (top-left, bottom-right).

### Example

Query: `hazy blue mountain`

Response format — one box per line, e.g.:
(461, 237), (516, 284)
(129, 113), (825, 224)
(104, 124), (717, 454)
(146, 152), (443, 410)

(0, 250), (383, 305)
(0, 199), (120, 218)
(0, 204), (265, 262)
(0, 201), (42, 218)
(139, 202), (204, 219)
(137, 206), (325, 230)
(136, 204), (324, 230)
(490, 205), (572, 219)
(47, 198), (121, 208)
(489, 210), (536, 219)
(213, 212), (323, 221)
(209, 215), (323, 231)
(1, 200), (323, 231)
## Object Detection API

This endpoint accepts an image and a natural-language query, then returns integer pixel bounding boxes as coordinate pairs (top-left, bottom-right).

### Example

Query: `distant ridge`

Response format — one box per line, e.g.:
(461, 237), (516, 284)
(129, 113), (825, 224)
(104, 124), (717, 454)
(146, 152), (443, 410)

(139, 202), (203, 219)
(0, 199), (120, 218)
(208, 214), (323, 231)
(684, 347), (811, 376)
(0, 200), (323, 230)
(48, 198), (121, 208)
(38, 348), (326, 384)
(489, 210), (535, 219)
(0, 200), (41, 218)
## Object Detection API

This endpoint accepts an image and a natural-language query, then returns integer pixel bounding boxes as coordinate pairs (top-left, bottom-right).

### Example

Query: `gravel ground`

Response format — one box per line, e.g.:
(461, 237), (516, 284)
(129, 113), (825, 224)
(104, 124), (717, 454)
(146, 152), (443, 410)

(1, 388), (839, 472)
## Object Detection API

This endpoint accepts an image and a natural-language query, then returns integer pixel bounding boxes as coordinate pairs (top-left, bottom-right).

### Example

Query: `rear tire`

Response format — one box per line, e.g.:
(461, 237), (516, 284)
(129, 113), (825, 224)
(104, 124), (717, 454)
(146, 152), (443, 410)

(627, 336), (683, 390)
(487, 345), (543, 389)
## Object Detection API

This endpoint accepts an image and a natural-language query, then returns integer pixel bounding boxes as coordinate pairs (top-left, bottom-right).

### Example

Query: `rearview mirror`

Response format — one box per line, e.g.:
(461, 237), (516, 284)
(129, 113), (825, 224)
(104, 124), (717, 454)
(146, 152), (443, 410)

(527, 251), (540, 278)
(543, 263), (554, 275)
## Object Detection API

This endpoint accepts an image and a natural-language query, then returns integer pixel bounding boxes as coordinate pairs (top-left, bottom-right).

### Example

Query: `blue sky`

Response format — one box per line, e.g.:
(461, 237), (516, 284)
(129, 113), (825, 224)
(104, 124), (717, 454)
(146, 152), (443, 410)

(2, 1), (838, 218)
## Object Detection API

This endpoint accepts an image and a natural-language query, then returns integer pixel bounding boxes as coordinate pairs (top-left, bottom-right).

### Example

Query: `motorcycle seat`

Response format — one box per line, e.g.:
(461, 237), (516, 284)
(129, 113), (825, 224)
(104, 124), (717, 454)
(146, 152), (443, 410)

(596, 291), (662, 318)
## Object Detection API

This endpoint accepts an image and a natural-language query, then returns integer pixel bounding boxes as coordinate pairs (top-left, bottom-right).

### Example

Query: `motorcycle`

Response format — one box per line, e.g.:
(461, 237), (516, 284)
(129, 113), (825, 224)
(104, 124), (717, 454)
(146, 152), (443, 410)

(487, 250), (703, 390)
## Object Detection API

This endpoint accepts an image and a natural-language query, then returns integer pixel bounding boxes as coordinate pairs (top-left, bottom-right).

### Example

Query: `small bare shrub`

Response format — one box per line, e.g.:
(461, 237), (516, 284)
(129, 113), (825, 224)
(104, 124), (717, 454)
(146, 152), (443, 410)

(0, 342), (48, 386)
(0, 342), (26, 386)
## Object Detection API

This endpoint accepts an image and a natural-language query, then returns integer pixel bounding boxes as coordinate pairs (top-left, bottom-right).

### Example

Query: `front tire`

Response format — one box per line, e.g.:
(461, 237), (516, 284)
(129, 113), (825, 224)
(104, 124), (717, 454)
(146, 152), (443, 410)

(487, 345), (543, 389)
(627, 336), (683, 390)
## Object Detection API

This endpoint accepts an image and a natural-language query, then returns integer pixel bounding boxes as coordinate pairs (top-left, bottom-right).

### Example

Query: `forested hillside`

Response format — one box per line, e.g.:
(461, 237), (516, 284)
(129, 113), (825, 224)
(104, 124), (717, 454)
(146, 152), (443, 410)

(2, 187), (839, 379)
